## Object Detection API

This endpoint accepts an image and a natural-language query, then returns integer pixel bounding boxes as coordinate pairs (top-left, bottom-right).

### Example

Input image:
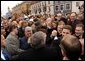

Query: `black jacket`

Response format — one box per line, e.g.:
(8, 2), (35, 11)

(51, 36), (63, 59)
(19, 36), (31, 50)
(15, 46), (62, 60)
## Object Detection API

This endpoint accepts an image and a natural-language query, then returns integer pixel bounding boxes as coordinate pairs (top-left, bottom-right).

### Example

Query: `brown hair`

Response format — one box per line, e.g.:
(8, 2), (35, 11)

(63, 25), (72, 33)
(76, 24), (84, 30)
(60, 35), (82, 60)
(9, 25), (18, 32)
(58, 21), (65, 25)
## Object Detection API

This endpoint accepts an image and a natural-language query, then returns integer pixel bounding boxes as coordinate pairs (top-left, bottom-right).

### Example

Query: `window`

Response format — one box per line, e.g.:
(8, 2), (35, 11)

(61, 5), (64, 10)
(58, 1), (60, 3)
(55, 1), (58, 4)
(66, 4), (70, 10)
(48, 1), (50, 4)
(76, 2), (79, 7)
(48, 7), (50, 12)
(35, 9), (37, 14)
(38, 8), (41, 13)
(60, 1), (64, 3)
(65, 1), (68, 2)
(43, 6), (46, 12)
(42, 3), (43, 5)
(56, 6), (59, 11)
(40, 3), (41, 7)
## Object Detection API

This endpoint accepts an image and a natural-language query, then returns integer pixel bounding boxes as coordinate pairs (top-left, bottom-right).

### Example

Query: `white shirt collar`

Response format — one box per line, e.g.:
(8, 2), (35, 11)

(1, 50), (6, 60)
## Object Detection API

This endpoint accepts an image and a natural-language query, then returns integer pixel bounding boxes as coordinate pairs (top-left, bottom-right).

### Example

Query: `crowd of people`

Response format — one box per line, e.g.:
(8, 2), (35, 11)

(1, 11), (84, 60)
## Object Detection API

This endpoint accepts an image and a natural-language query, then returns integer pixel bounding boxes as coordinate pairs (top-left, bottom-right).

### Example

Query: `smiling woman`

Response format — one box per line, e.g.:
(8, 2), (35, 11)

(1, 1), (23, 16)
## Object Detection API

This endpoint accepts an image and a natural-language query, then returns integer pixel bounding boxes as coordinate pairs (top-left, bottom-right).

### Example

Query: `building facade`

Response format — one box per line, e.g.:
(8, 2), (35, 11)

(54, 1), (84, 15)
(12, 1), (32, 18)
(30, 1), (46, 15)
(30, 1), (55, 15)
(12, 1), (84, 16)
(54, 1), (72, 15)
(30, 1), (84, 15)
(72, 1), (84, 14)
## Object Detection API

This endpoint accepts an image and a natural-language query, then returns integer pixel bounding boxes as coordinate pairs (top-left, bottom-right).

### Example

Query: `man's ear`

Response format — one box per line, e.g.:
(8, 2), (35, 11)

(82, 30), (84, 33)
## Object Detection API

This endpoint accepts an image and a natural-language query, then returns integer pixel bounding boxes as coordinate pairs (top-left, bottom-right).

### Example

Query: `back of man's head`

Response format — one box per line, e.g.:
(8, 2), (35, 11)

(60, 35), (82, 60)
(30, 31), (46, 49)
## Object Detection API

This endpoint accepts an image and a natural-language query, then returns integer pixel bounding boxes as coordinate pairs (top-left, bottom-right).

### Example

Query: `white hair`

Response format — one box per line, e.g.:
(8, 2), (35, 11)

(30, 31), (46, 49)
(25, 26), (32, 32)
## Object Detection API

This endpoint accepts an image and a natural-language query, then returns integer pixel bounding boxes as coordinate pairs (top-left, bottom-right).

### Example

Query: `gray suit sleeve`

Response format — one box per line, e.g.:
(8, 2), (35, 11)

(6, 37), (24, 55)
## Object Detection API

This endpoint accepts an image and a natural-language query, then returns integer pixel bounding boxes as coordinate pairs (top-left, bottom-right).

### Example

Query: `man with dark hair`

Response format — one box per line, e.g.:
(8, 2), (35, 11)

(18, 21), (28, 38)
(50, 25), (72, 59)
(74, 24), (84, 39)
(67, 12), (80, 34)
(56, 13), (67, 24)
(45, 18), (53, 47)
(74, 24), (84, 60)
(60, 35), (82, 60)
(77, 13), (84, 25)
(62, 25), (72, 37)
(51, 25), (72, 46)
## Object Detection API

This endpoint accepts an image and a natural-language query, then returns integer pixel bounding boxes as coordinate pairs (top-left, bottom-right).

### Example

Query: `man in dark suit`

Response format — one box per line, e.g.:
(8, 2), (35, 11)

(67, 12), (80, 34)
(19, 26), (32, 50)
(50, 25), (73, 59)
(16, 31), (61, 60)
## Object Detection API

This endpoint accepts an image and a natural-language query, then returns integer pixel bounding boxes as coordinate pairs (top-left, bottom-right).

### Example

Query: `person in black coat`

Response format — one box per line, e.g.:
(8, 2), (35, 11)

(67, 12), (80, 34)
(18, 21), (28, 38)
(50, 25), (73, 59)
(51, 25), (72, 47)
(15, 31), (62, 60)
